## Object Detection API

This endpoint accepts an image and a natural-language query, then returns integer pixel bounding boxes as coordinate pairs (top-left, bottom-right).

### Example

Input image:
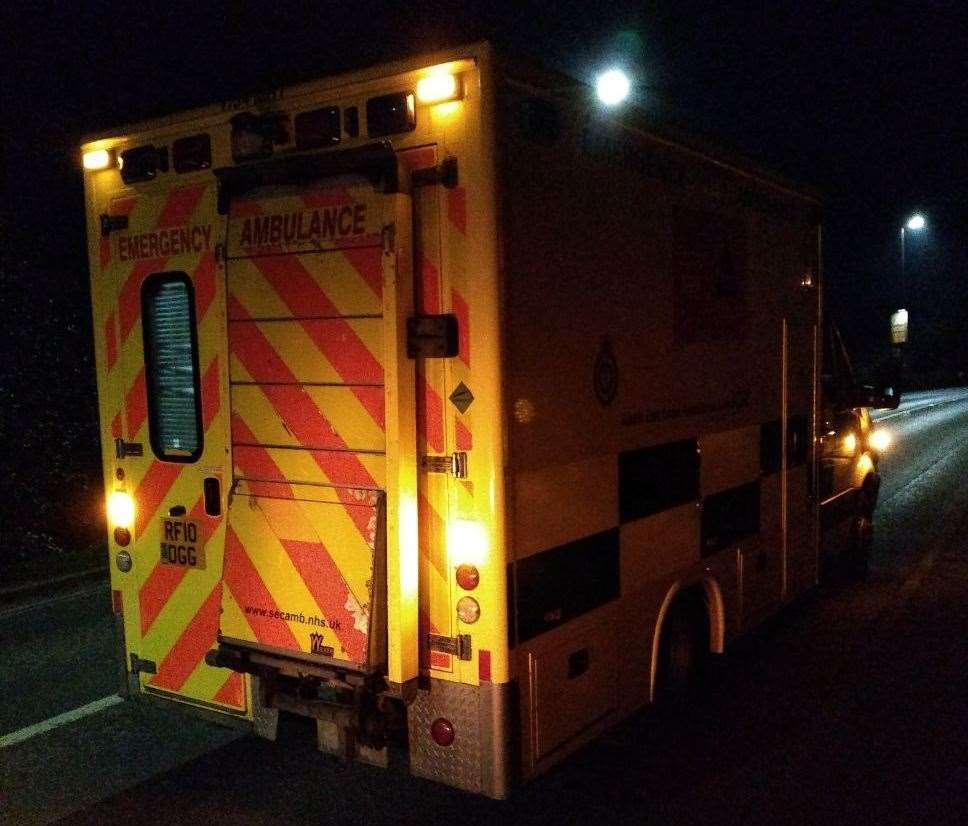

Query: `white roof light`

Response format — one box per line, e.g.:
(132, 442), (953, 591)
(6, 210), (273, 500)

(905, 214), (925, 231)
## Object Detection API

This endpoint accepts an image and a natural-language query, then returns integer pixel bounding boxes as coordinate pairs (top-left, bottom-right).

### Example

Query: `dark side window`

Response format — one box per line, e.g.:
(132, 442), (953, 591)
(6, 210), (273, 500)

(141, 273), (203, 461)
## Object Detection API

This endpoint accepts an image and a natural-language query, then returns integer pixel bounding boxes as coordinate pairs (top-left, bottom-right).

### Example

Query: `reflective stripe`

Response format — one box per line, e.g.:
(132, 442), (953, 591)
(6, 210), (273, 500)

(150, 582), (222, 691)
(224, 526), (301, 650)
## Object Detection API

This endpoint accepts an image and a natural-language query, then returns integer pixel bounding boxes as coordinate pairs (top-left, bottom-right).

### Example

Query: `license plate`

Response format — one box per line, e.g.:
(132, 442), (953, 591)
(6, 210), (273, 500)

(159, 517), (206, 570)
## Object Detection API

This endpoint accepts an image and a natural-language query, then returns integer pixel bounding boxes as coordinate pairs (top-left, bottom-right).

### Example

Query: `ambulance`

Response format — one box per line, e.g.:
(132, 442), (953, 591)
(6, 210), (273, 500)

(81, 42), (892, 797)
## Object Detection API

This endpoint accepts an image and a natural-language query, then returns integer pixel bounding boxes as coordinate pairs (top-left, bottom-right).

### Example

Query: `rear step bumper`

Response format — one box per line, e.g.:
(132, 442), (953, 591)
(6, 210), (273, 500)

(206, 642), (373, 690)
(208, 644), (393, 766)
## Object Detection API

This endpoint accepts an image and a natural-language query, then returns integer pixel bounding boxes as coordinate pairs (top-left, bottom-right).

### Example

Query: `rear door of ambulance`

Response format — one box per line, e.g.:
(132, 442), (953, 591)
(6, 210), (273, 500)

(217, 170), (418, 676)
(103, 180), (246, 711)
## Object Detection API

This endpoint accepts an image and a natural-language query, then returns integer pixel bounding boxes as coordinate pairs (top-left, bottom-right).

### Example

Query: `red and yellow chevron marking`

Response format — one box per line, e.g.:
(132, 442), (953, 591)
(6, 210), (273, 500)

(220, 453), (377, 664)
(220, 184), (389, 669)
(96, 183), (243, 710)
(117, 184), (208, 345)
(399, 146), (455, 673)
(440, 174), (480, 678)
(140, 497), (211, 635)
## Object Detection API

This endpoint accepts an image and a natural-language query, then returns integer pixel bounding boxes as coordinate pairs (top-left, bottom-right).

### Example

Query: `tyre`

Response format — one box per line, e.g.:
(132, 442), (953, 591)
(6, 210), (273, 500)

(656, 594), (709, 699)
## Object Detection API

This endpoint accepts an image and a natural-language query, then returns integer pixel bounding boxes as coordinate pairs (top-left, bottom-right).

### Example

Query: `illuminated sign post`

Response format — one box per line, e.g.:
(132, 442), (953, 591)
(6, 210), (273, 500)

(891, 308), (909, 345)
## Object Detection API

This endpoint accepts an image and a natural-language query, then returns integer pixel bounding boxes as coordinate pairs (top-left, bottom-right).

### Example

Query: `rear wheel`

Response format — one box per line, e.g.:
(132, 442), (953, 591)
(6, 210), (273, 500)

(656, 593), (710, 699)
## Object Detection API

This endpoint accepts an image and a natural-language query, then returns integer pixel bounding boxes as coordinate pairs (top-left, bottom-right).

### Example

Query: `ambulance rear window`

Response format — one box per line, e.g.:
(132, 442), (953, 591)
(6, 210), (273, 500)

(141, 273), (204, 462)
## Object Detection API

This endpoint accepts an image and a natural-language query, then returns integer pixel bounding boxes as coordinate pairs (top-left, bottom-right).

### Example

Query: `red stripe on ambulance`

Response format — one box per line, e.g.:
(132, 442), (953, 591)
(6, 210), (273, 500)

(150, 582), (221, 692)
(193, 251), (218, 319)
(419, 378), (445, 454)
(224, 527), (301, 650)
(447, 186), (467, 235)
(157, 183), (207, 228)
(280, 538), (367, 662)
(341, 246), (384, 300)
(231, 416), (376, 535)
(418, 257), (441, 314)
(245, 256), (386, 427)
(201, 358), (221, 431)
(104, 311), (119, 371)
(133, 461), (182, 539)
(452, 287), (471, 367)
(456, 420), (473, 451)
(125, 367), (148, 438)
(213, 671), (245, 707)
(119, 259), (166, 342)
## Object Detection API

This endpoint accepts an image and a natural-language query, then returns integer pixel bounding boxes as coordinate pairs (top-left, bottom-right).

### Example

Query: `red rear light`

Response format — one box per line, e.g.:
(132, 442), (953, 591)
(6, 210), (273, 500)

(456, 564), (479, 590)
(111, 589), (124, 615)
(113, 527), (131, 547)
(430, 718), (455, 747)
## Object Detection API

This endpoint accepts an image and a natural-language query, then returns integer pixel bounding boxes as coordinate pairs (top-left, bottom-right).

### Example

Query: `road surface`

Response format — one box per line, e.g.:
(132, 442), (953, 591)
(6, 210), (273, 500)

(2, 387), (967, 825)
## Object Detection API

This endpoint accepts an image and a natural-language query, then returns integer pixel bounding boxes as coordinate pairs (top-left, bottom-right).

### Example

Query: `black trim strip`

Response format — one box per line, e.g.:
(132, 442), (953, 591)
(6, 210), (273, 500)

(619, 439), (699, 523)
(701, 480), (761, 556)
(510, 529), (620, 646)
(214, 141), (399, 213)
(760, 414), (809, 474)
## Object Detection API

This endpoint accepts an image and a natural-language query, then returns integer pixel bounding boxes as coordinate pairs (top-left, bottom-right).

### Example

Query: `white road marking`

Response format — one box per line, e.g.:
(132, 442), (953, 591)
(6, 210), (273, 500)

(0, 694), (123, 749)
(873, 390), (968, 421)
(875, 402), (941, 421)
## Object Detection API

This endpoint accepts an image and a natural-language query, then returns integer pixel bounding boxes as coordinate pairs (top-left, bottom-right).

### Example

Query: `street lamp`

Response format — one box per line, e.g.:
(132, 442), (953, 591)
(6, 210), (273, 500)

(900, 213), (926, 287)
(895, 213), (926, 347)
(595, 69), (631, 106)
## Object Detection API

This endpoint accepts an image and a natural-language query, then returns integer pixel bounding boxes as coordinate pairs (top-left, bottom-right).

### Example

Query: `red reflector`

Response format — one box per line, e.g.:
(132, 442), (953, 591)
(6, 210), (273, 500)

(430, 717), (455, 747)
(113, 526), (131, 547)
(111, 589), (124, 615)
(478, 649), (492, 682)
(456, 564), (479, 590)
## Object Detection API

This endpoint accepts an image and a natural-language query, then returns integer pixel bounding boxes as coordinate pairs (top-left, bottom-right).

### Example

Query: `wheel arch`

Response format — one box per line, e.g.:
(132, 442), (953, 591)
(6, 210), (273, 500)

(648, 576), (725, 702)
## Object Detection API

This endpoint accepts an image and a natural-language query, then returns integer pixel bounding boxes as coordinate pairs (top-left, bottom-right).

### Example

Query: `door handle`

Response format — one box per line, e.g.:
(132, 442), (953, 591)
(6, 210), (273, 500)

(204, 477), (222, 516)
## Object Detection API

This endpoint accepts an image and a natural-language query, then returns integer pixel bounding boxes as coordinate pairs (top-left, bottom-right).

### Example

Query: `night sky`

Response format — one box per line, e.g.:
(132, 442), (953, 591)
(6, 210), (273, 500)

(2, 2), (966, 503)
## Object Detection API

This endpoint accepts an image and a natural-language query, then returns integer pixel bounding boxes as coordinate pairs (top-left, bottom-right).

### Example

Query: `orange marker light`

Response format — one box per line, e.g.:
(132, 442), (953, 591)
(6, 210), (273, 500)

(82, 148), (115, 170)
(107, 491), (135, 527)
(416, 72), (460, 104)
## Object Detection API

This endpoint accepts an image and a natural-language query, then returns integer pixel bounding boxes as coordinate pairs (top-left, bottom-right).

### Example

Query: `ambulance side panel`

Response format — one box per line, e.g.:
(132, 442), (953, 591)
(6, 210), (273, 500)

(497, 79), (820, 775)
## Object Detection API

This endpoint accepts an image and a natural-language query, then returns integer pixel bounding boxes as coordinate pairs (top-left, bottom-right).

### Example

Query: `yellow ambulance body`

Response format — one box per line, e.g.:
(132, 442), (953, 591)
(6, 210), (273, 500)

(83, 43), (830, 797)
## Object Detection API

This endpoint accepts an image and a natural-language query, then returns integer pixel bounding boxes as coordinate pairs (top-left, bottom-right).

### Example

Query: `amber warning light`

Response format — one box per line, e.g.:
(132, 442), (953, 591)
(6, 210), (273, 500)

(416, 72), (460, 104)
(107, 490), (135, 527)
(83, 148), (116, 171)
